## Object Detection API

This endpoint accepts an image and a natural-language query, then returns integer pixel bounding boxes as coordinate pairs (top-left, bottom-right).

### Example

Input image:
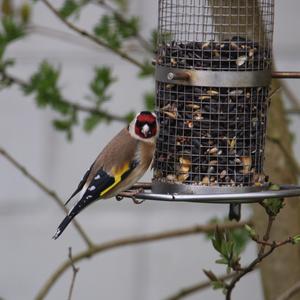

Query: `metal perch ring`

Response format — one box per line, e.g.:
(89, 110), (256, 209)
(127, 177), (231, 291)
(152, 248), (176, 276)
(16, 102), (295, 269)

(118, 183), (300, 204)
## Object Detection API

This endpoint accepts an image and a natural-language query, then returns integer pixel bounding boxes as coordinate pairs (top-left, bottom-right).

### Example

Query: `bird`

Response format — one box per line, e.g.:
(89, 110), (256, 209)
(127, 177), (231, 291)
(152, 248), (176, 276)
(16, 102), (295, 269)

(53, 111), (159, 239)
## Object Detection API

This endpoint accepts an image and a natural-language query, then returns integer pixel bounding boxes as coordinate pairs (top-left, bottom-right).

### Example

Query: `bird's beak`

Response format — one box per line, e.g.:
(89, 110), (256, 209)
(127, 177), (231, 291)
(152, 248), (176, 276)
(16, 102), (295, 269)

(141, 124), (150, 137)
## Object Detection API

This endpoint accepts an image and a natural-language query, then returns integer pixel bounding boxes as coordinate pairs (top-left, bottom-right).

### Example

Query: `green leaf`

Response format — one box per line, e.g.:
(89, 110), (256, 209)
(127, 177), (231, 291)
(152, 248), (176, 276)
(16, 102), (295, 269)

(215, 258), (228, 265)
(24, 61), (70, 114)
(94, 15), (122, 50)
(292, 234), (300, 244)
(115, 14), (139, 38)
(52, 111), (77, 141)
(244, 224), (257, 240)
(20, 2), (32, 24)
(125, 111), (135, 123)
(59, 0), (84, 18)
(1, 16), (25, 43)
(211, 281), (225, 290)
(262, 197), (284, 216)
(89, 66), (116, 106)
(212, 226), (223, 253)
(144, 92), (155, 111)
(138, 60), (155, 78)
(94, 11), (140, 50)
(230, 227), (250, 253)
(83, 114), (102, 132)
(150, 30), (158, 51)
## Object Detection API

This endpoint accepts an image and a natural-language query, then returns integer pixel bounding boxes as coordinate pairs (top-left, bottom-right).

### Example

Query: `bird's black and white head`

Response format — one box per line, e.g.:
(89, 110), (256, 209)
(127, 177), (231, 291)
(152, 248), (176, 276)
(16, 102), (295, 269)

(129, 111), (159, 143)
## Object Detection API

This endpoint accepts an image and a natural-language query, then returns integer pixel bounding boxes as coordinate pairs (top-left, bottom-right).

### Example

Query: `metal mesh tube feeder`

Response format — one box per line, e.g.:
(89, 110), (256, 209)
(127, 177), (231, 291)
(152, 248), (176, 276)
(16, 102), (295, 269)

(119, 1), (300, 215)
(153, 0), (273, 195)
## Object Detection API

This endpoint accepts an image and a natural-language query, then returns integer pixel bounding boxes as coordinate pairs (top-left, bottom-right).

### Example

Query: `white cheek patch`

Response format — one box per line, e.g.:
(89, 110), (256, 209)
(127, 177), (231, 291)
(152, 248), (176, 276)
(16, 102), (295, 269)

(95, 175), (100, 180)
(88, 186), (96, 191)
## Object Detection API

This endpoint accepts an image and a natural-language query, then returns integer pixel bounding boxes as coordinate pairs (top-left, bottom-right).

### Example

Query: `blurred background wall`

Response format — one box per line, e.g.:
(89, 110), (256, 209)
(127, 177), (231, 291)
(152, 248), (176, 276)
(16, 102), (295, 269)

(0, 0), (300, 299)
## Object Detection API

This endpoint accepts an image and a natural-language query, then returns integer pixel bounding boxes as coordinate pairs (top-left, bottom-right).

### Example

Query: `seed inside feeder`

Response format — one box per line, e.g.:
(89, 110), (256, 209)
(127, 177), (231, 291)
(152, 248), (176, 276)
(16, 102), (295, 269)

(154, 36), (269, 188)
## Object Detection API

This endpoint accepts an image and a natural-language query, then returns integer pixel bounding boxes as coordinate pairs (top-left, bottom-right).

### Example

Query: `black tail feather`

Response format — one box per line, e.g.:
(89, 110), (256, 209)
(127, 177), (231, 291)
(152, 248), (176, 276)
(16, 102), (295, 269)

(52, 214), (74, 240)
(229, 203), (241, 221)
(53, 194), (97, 239)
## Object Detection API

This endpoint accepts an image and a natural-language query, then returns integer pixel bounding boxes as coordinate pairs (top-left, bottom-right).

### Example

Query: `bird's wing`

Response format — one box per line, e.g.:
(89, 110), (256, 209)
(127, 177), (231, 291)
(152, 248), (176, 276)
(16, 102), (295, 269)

(53, 160), (138, 240)
(64, 128), (137, 207)
(53, 129), (141, 240)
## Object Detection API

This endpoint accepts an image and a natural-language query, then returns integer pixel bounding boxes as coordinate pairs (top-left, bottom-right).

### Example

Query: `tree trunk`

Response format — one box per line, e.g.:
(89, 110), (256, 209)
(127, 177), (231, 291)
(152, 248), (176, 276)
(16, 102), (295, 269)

(252, 80), (300, 300)
(209, 1), (300, 298)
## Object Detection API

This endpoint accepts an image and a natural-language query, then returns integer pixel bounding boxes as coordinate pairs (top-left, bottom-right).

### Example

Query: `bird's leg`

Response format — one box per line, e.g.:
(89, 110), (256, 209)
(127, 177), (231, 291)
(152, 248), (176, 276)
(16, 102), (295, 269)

(116, 188), (145, 204)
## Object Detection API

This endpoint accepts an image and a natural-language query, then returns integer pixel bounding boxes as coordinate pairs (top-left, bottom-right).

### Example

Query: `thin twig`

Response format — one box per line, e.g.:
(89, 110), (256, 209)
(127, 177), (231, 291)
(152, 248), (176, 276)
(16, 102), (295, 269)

(225, 238), (293, 300)
(41, 0), (144, 69)
(258, 214), (275, 256)
(277, 280), (300, 300)
(67, 247), (80, 300)
(27, 24), (100, 51)
(35, 221), (250, 300)
(2, 72), (128, 123)
(165, 272), (235, 300)
(0, 146), (94, 248)
(268, 86), (281, 101)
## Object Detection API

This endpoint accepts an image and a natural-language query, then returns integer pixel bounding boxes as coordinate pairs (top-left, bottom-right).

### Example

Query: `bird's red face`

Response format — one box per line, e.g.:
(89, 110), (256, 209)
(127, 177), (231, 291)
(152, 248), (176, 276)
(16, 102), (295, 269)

(134, 111), (158, 139)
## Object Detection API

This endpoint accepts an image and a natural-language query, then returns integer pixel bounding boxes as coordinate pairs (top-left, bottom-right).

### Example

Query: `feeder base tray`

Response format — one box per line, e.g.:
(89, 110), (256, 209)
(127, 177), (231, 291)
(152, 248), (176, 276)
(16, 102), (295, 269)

(122, 184), (300, 204)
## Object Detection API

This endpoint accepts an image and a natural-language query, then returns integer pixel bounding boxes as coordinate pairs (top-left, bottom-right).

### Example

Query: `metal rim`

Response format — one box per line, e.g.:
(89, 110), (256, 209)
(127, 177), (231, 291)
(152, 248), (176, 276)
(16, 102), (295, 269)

(155, 65), (271, 87)
(152, 181), (269, 194)
(128, 184), (300, 204)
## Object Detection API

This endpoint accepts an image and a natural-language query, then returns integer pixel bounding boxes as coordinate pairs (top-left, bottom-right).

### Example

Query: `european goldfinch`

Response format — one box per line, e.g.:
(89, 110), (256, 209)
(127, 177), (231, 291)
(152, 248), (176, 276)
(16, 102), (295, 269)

(53, 111), (159, 239)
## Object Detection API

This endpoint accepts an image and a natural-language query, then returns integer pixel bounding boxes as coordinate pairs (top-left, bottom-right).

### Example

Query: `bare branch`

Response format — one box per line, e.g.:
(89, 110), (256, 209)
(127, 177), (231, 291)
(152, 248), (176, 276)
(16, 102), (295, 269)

(0, 146), (93, 248)
(67, 247), (80, 300)
(277, 281), (300, 300)
(258, 214), (275, 256)
(41, 0), (144, 69)
(35, 221), (250, 300)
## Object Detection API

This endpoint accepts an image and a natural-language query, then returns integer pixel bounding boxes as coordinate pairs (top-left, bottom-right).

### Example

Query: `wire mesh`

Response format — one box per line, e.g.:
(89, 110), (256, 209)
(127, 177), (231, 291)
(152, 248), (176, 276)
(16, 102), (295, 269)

(153, 0), (274, 190)
(157, 0), (274, 71)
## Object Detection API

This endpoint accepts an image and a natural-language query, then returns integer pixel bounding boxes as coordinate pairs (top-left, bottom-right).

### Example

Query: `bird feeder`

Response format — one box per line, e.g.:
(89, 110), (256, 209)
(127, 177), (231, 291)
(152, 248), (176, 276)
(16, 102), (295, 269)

(152, 0), (273, 195)
(122, 1), (300, 207)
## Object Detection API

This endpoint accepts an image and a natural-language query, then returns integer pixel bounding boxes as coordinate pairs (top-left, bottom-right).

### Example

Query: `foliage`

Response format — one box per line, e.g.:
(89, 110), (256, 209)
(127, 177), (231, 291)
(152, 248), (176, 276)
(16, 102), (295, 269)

(0, 16), (25, 64)
(22, 62), (119, 139)
(94, 13), (139, 50)
(144, 91), (155, 111)
(59, 0), (85, 18)
(292, 234), (300, 244)
(0, 0), (155, 139)
(211, 226), (242, 272)
(262, 184), (285, 216)
(206, 217), (250, 254)
(203, 269), (227, 294)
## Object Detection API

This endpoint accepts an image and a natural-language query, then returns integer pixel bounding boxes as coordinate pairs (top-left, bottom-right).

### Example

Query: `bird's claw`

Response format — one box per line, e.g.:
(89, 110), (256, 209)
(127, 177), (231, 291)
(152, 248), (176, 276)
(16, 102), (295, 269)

(116, 188), (144, 204)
